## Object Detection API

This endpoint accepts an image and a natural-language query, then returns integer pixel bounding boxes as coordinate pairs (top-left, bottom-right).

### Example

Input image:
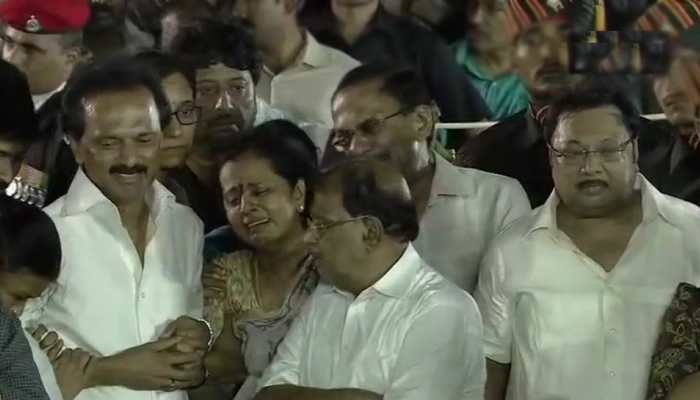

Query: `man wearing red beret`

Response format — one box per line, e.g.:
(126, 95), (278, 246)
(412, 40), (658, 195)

(0, 0), (89, 110)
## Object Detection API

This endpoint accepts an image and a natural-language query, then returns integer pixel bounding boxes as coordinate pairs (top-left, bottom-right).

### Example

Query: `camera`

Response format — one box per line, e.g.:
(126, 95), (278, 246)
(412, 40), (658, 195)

(569, 30), (673, 74)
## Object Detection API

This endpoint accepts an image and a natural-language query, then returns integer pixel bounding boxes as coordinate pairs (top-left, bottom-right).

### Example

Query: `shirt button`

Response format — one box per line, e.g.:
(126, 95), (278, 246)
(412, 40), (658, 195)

(140, 292), (146, 299)
(609, 328), (617, 335)
(609, 370), (616, 377)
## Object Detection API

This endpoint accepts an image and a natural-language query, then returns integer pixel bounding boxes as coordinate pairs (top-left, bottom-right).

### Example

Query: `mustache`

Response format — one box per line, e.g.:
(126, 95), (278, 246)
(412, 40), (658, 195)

(206, 110), (246, 132)
(109, 165), (147, 175)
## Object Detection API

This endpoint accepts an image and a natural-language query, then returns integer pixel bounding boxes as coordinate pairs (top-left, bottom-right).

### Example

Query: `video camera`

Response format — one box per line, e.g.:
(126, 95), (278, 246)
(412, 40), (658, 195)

(569, 30), (673, 75)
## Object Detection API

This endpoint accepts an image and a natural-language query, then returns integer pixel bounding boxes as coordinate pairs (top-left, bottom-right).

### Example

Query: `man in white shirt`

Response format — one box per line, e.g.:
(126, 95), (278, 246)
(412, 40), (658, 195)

(22, 56), (212, 400)
(476, 79), (700, 400)
(329, 64), (531, 292)
(233, 0), (360, 132)
(255, 159), (485, 400)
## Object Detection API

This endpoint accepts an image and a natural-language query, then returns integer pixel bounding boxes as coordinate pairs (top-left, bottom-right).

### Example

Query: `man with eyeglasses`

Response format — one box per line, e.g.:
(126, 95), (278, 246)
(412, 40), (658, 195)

(327, 63), (530, 293)
(475, 80), (700, 400)
(255, 158), (485, 400)
(164, 17), (264, 233)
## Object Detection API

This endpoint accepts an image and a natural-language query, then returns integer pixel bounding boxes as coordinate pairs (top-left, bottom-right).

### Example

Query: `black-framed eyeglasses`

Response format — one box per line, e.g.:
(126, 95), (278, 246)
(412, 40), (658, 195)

(332, 107), (412, 146)
(548, 137), (635, 166)
(171, 102), (201, 126)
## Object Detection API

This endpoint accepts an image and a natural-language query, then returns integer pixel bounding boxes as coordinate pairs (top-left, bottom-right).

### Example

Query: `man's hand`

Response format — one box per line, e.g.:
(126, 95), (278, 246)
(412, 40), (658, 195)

(88, 336), (205, 391)
(160, 316), (210, 354)
(53, 348), (93, 400)
(29, 324), (65, 362)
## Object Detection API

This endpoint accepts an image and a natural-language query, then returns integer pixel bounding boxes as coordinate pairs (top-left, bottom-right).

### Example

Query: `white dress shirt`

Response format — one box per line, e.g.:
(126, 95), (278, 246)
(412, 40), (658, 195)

(414, 154), (531, 292)
(475, 176), (700, 400)
(258, 244), (485, 400)
(22, 169), (205, 400)
(257, 31), (359, 128)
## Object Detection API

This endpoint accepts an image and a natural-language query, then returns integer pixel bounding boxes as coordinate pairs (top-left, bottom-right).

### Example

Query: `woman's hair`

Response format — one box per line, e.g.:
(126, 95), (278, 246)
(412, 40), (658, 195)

(218, 119), (319, 213)
(0, 198), (61, 281)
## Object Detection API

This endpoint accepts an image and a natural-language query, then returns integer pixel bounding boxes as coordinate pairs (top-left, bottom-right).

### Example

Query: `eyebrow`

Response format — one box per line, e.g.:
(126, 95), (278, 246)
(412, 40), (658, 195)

(1, 33), (44, 52)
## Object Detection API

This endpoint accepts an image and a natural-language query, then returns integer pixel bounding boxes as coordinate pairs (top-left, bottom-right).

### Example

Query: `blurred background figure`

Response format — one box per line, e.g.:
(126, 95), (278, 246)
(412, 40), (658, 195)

(453, 0), (530, 120)
(231, 0), (360, 151)
(301, 0), (490, 126)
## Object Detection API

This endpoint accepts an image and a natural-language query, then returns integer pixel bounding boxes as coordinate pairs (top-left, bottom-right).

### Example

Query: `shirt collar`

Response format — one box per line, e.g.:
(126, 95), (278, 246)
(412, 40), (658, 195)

(371, 244), (422, 298)
(63, 168), (174, 219)
(302, 31), (332, 68)
(428, 152), (475, 202)
(526, 175), (678, 236)
(32, 82), (65, 110)
(454, 41), (491, 80)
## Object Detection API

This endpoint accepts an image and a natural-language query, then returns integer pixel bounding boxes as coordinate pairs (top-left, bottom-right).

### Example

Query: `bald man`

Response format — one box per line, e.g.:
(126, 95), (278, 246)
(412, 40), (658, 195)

(254, 159), (485, 400)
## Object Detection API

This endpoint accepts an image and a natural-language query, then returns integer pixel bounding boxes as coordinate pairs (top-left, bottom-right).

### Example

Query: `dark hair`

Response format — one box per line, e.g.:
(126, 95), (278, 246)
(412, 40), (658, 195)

(61, 55), (172, 141)
(165, 17), (262, 83)
(0, 59), (38, 145)
(543, 78), (642, 144)
(132, 50), (197, 92)
(0, 198), (61, 281)
(318, 159), (419, 243)
(334, 64), (433, 111)
(218, 119), (319, 212)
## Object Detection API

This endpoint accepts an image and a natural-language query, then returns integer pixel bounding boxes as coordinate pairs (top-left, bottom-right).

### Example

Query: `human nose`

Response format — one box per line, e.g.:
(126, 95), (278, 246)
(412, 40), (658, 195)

(232, 0), (247, 18)
(579, 151), (604, 174)
(214, 90), (235, 111)
(119, 141), (138, 167)
(164, 120), (183, 138)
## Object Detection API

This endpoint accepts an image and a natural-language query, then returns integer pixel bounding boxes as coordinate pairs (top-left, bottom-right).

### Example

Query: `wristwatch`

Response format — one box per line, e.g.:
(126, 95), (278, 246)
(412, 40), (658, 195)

(5, 176), (46, 207)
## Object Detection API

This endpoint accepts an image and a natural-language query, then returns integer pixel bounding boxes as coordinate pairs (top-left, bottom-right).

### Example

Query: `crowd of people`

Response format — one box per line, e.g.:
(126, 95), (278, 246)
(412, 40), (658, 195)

(1, 0), (700, 400)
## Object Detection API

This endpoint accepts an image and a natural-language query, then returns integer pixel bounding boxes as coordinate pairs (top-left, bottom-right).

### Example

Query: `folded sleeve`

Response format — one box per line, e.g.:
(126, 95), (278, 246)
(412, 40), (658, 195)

(475, 243), (514, 364)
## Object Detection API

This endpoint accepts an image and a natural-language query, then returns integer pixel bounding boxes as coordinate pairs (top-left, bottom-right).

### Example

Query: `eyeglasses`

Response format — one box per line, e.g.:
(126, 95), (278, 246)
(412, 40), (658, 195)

(548, 137), (635, 166)
(171, 102), (201, 126)
(332, 108), (411, 148)
(308, 216), (367, 238)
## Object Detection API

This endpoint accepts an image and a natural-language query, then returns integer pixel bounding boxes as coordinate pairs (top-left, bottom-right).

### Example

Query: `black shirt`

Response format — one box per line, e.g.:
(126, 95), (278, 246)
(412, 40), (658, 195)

(458, 110), (676, 207)
(165, 166), (229, 234)
(304, 6), (490, 123)
(642, 124), (700, 207)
